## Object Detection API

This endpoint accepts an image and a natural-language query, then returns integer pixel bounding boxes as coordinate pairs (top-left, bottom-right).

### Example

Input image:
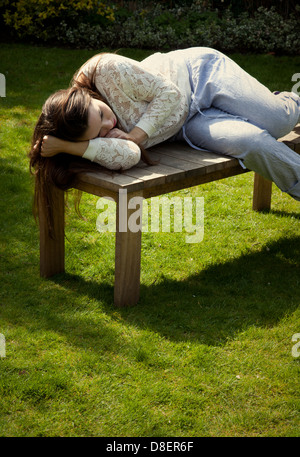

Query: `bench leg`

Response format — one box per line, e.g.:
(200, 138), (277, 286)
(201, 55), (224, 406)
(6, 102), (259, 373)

(114, 190), (143, 307)
(39, 184), (65, 277)
(252, 172), (272, 211)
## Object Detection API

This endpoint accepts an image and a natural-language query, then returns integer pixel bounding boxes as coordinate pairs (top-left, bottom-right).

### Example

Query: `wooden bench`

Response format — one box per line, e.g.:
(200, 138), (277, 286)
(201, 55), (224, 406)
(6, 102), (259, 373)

(38, 124), (300, 306)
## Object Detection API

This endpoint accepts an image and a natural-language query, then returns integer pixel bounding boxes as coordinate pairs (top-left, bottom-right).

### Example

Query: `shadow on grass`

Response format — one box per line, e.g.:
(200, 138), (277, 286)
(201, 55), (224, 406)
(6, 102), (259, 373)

(48, 234), (300, 347)
(268, 209), (300, 220)
(1, 213), (299, 367)
(0, 157), (36, 239)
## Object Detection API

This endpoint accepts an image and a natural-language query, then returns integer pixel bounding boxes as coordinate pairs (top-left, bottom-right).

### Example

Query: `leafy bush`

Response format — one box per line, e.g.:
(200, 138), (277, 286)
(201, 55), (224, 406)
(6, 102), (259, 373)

(1, 1), (299, 54)
(1, 0), (115, 41)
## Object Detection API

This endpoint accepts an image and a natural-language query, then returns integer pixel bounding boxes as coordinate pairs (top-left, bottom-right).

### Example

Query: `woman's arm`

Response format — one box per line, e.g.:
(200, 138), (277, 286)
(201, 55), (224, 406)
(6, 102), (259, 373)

(39, 135), (141, 170)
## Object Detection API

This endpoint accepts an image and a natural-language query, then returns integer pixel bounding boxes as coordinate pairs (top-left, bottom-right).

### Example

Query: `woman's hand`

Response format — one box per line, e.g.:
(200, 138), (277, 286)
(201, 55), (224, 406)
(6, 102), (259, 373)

(105, 129), (132, 140)
(105, 127), (148, 145)
(36, 135), (88, 158)
(38, 135), (67, 157)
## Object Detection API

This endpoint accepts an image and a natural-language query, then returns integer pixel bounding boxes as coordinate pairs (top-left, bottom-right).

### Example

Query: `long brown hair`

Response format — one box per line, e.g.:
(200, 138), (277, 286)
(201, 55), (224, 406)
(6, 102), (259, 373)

(29, 53), (154, 238)
(29, 86), (108, 238)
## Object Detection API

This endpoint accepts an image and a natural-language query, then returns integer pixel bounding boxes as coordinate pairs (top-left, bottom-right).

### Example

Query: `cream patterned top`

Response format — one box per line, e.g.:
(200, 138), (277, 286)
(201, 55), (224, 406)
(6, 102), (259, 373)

(79, 51), (191, 170)
(83, 137), (141, 170)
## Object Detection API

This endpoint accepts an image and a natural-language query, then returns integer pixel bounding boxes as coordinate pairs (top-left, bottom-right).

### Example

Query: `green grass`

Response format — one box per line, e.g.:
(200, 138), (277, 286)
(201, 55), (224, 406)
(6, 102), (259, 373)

(0, 43), (300, 437)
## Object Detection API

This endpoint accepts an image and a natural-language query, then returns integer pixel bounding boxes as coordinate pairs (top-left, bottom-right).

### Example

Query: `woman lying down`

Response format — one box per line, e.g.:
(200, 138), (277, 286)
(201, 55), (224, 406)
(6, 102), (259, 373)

(30, 47), (300, 203)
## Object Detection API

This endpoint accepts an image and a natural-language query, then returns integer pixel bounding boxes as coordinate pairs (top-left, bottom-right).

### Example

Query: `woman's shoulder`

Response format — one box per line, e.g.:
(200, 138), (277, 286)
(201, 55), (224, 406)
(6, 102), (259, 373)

(80, 53), (137, 77)
(101, 53), (140, 67)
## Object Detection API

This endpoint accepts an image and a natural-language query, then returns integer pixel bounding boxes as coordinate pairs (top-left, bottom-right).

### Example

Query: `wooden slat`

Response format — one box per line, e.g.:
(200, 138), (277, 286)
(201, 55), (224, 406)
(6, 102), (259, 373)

(149, 150), (213, 173)
(122, 167), (168, 188)
(75, 181), (118, 200)
(127, 162), (192, 188)
(279, 123), (300, 143)
(150, 149), (240, 176)
(143, 163), (248, 199)
(151, 141), (233, 165)
(77, 169), (144, 193)
(279, 123), (300, 153)
(137, 161), (186, 175)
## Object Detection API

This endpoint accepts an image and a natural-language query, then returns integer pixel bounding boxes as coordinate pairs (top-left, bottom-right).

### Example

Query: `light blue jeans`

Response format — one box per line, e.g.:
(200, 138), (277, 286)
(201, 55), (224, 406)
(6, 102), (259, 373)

(173, 48), (300, 201)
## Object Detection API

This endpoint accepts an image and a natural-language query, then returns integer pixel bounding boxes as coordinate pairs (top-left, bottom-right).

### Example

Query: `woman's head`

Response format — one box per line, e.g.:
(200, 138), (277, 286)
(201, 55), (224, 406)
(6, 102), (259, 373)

(29, 85), (118, 181)
(41, 87), (91, 141)
(31, 86), (117, 154)
(33, 86), (107, 143)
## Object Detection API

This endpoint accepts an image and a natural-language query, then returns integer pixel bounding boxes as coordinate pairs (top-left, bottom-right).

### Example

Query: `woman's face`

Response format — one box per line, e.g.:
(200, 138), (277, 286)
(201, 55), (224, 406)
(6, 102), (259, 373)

(80, 98), (117, 140)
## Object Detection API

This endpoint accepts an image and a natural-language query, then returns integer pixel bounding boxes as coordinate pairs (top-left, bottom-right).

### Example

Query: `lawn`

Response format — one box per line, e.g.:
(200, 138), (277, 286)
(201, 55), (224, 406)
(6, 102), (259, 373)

(0, 43), (299, 437)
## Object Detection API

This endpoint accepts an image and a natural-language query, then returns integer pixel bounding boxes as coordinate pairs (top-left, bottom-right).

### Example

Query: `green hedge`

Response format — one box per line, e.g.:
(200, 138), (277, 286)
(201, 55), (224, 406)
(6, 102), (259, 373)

(1, 1), (299, 54)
